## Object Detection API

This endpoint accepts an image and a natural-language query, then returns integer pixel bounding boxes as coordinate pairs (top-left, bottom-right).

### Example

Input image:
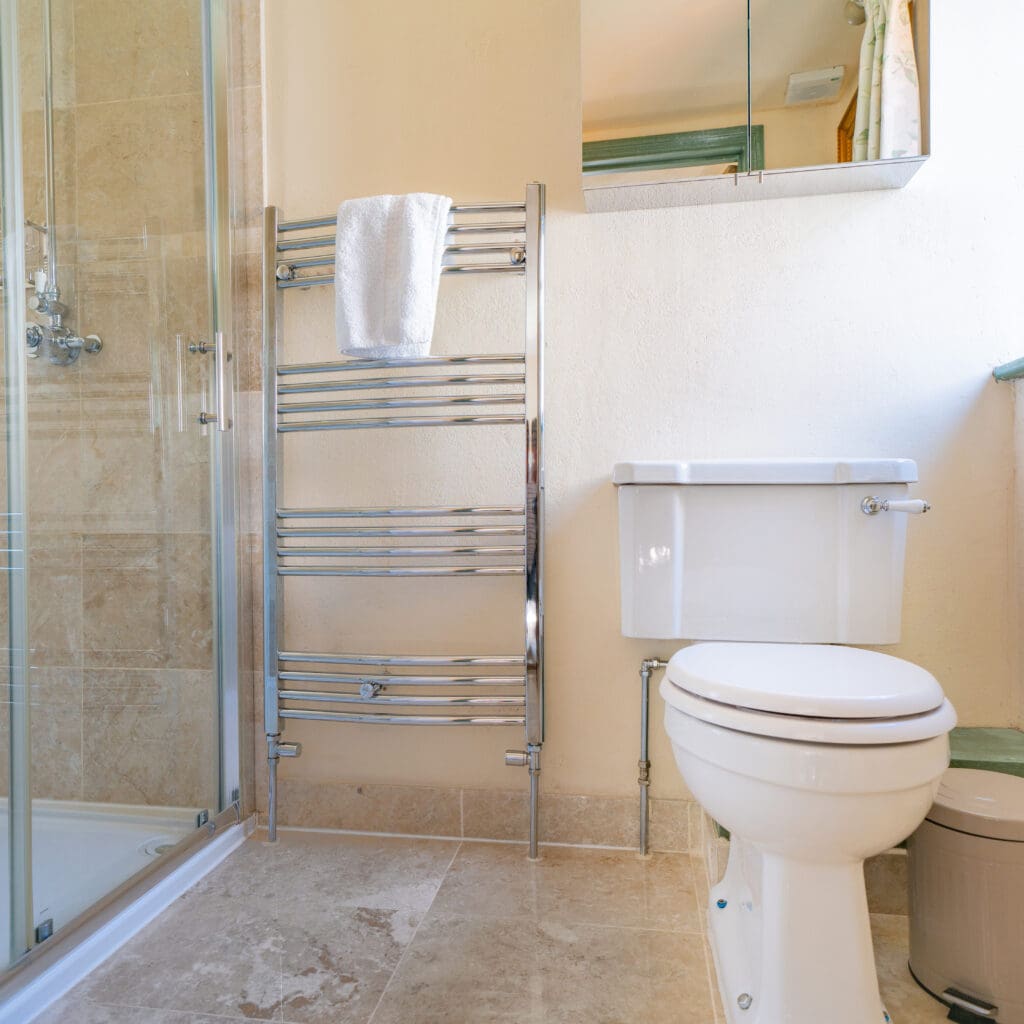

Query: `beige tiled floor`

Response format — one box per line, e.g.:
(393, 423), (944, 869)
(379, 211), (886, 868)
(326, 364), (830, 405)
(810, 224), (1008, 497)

(38, 830), (949, 1023)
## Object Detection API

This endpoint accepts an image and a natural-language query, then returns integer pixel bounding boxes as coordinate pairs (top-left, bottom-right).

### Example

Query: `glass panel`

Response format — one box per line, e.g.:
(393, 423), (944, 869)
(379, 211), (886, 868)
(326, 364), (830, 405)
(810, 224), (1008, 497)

(2, 0), (228, 954)
(581, 1), (750, 182)
(1, 0), (33, 966)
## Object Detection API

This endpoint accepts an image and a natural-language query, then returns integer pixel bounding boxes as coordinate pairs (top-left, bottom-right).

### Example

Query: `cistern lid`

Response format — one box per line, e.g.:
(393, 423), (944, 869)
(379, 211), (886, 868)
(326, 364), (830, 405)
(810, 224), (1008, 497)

(611, 458), (918, 485)
(666, 642), (945, 719)
(926, 768), (1024, 842)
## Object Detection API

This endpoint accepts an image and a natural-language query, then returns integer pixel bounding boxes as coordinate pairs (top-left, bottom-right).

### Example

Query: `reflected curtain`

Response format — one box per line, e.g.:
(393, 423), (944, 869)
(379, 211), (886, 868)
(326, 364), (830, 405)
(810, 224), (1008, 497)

(853, 0), (921, 161)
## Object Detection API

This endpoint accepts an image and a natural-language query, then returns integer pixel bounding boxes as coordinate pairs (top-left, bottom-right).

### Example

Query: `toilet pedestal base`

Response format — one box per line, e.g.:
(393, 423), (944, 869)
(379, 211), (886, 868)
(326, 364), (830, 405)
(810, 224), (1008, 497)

(709, 838), (890, 1024)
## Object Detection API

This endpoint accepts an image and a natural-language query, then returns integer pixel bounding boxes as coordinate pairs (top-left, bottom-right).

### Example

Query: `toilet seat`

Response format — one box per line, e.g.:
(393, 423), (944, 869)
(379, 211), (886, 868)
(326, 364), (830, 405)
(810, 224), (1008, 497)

(662, 642), (957, 745)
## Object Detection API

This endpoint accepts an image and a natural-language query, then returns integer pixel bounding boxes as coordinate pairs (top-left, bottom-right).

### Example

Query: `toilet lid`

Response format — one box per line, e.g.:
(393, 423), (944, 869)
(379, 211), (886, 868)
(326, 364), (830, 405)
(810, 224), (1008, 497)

(926, 768), (1024, 842)
(666, 642), (945, 719)
(660, 677), (957, 745)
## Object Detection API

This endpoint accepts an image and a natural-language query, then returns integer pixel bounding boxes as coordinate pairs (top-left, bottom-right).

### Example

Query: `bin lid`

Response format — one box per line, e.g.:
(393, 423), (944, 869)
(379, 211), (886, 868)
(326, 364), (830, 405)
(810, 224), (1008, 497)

(926, 768), (1024, 841)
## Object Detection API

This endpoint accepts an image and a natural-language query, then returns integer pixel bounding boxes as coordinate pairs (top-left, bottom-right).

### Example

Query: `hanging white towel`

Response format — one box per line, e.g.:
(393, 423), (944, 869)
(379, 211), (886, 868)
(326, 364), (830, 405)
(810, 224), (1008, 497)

(335, 192), (453, 359)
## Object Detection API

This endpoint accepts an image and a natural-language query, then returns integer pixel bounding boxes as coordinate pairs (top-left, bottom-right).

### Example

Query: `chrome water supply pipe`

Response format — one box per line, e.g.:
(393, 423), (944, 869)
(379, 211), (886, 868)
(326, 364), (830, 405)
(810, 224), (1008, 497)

(638, 658), (668, 856)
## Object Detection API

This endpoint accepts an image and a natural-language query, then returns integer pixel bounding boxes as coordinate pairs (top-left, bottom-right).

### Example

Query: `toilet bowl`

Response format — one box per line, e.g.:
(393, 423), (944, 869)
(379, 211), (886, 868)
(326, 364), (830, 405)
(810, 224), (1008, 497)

(662, 643), (955, 1024)
(612, 459), (956, 1024)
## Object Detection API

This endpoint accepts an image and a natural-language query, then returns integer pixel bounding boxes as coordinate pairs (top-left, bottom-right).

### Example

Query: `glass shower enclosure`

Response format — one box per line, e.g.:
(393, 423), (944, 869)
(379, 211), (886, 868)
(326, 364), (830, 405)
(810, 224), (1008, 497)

(0, 0), (238, 971)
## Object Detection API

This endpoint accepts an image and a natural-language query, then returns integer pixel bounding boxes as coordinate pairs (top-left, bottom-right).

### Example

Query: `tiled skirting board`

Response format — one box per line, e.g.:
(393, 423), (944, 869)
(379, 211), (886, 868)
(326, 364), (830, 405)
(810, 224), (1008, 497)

(273, 778), (693, 851)
(269, 777), (908, 913)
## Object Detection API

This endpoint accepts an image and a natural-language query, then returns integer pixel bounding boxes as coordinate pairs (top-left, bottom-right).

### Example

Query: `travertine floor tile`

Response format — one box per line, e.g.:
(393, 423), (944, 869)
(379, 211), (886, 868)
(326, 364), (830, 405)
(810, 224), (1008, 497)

(264, 830), (457, 912)
(278, 903), (419, 1024)
(873, 914), (948, 1023)
(31, 832), (954, 1024)
(369, 911), (715, 1024)
(73, 891), (284, 1019)
(430, 841), (703, 933)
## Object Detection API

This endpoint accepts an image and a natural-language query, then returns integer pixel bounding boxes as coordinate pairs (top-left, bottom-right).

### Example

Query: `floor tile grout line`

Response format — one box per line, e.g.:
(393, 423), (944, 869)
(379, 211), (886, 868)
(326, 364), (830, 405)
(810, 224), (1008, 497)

(365, 838), (464, 1024)
(67, 995), (260, 1022)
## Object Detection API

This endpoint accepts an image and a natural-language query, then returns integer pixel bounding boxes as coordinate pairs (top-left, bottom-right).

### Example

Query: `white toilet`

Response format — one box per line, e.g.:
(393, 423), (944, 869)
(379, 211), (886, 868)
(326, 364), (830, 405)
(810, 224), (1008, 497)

(613, 458), (957, 1024)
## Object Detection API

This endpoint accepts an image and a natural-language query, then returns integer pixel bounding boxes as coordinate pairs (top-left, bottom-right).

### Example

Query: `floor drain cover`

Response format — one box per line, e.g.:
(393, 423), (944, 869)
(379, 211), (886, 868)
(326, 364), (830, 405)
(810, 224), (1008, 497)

(140, 836), (178, 857)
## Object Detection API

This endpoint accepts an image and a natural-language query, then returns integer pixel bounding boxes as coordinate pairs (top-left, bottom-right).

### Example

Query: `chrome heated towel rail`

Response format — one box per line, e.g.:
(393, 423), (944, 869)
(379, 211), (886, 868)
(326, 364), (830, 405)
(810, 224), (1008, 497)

(262, 184), (546, 856)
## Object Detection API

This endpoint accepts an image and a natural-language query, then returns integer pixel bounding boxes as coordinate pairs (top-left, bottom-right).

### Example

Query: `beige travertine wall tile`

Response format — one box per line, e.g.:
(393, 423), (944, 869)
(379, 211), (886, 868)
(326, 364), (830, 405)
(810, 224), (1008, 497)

(229, 84), (265, 254)
(232, 253), (263, 393)
(276, 778), (463, 837)
(82, 668), (218, 807)
(229, 0), (263, 91)
(30, 667), (84, 800)
(81, 533), (213, 670)
(73, 0), (202, 106)
(648, 796), (692, 853)
(27, 400), (84, 528)
(75, 93), (205, 241)
(865, 850), (909, 916)
(29, 534), (83, 668)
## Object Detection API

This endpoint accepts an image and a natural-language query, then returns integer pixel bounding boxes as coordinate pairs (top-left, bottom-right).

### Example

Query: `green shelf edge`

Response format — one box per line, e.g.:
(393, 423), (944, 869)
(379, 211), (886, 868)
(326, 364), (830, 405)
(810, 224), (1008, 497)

(713, 727), (1024, 840)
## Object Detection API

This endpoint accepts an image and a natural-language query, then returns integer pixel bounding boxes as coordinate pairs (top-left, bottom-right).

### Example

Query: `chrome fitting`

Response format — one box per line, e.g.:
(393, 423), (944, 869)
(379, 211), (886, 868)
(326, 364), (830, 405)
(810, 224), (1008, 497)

(861, 496), (931, 516)
(505, 749), (529, 767)
(277, 741), (302, 758)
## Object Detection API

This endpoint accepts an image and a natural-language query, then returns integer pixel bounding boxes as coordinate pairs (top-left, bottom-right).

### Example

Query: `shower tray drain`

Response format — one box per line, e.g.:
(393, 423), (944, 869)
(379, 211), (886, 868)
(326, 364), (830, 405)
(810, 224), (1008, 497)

(140, 836), (179, 858)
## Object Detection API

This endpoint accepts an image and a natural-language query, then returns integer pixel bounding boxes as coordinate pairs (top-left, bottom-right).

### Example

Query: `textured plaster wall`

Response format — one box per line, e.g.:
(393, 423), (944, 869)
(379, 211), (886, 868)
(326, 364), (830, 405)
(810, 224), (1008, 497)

(263, 0), (1024, 801)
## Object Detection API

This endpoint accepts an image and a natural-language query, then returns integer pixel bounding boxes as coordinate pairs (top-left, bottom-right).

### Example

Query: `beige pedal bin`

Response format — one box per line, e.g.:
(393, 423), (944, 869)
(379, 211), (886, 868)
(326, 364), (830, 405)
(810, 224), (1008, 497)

(908, 768), (1024, 1024)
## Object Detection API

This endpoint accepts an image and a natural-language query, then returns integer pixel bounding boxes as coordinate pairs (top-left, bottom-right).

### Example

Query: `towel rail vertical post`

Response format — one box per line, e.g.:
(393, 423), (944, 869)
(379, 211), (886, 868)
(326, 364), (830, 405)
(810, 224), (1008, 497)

(524, 182), (545, 860)
(263, 205), (283, 840)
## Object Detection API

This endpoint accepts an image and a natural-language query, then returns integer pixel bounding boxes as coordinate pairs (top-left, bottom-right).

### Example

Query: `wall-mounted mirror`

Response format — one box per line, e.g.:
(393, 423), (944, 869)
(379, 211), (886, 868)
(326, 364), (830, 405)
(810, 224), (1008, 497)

(582, 0), (930, 211)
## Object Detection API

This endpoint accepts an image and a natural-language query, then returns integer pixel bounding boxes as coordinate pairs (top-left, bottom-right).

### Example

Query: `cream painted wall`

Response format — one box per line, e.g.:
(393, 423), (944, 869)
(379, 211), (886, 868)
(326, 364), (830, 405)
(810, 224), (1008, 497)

(264, 0), (1024, 802)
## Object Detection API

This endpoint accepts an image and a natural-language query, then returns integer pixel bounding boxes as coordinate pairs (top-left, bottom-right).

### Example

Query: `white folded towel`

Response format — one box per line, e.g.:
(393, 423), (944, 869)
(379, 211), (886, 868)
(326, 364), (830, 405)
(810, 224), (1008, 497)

(335, 192), (453, 359)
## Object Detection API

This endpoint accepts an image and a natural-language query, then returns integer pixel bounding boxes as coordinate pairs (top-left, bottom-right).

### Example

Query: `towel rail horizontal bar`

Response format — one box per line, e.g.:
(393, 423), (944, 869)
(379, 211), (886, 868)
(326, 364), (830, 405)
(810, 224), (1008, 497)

(278, 671), (526, 687)
(278, 565), (525, 577)
(277, 395), (524, 415)
(277, 546), (525, 558)
(279, 709), (527, 726)
(280, 690), (526, 708)
(277, 203), (528, 232)
(278, 525), (523, 537)
(276, 505), (525, 519)
(278, 373), (526, 396)
(277, 224), (525, 253)
(276, 243), (525, 275)
(278, 242), (525, 273)
(277, 413), (524, 431)
(277, 651), (525, 667)
(278, 264), (524, 288)
(278, 355), (524, 375)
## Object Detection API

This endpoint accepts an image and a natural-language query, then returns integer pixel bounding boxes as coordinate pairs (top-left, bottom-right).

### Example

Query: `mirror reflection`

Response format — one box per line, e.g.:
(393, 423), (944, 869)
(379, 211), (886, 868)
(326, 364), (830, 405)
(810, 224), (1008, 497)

(582, 0), (927, 183)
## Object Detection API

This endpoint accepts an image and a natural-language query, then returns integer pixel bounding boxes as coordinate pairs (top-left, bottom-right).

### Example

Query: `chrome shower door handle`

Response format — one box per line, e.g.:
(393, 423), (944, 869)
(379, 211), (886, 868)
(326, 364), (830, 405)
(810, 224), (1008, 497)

(195, 332), (232, 430)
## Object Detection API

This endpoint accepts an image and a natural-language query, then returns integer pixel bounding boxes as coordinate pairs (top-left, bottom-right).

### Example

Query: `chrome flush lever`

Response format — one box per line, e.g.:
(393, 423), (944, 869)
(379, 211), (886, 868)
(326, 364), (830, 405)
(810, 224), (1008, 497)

(861, 496), (931, 515)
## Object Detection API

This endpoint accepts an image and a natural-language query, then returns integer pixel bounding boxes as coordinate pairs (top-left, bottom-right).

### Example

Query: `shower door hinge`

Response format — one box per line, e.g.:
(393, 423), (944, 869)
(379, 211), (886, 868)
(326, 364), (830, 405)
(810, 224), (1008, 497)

(231, 787), (240, 804)
(34, 919), (54, 944)
(196, 809), (210, 829)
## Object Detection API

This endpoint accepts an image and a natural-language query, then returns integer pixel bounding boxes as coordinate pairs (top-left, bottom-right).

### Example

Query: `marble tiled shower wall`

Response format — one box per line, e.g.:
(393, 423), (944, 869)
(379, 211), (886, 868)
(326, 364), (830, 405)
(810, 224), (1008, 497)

(1, 0), (236, 809)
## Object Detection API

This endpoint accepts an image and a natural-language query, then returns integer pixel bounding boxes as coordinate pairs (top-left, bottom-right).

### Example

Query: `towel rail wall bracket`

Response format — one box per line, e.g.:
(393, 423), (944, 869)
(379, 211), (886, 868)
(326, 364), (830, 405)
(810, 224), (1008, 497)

(261, 184), (546, 858)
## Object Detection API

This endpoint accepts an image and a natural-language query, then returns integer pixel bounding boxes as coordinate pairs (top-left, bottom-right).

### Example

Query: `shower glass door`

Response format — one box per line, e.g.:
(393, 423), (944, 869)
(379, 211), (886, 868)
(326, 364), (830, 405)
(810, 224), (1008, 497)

(0, 0), (237, 968)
